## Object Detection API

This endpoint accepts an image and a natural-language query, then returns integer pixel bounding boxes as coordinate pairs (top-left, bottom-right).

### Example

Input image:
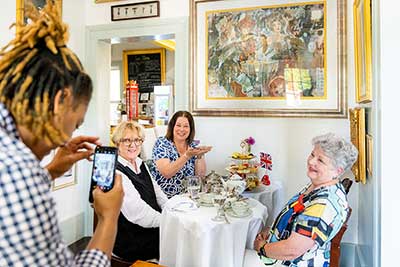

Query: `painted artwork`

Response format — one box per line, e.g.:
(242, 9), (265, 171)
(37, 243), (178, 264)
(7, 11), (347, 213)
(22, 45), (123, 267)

(206, 2), (325, 100)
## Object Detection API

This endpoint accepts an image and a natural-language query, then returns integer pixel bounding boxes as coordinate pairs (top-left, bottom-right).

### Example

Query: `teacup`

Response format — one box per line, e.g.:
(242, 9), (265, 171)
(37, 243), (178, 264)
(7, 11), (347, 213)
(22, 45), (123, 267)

(231, 201), (249, 216)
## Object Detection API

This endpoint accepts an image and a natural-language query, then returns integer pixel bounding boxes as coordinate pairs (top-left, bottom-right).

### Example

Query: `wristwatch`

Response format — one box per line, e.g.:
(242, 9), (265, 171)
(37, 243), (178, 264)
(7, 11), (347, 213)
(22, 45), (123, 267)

(259, 242), (268, 257)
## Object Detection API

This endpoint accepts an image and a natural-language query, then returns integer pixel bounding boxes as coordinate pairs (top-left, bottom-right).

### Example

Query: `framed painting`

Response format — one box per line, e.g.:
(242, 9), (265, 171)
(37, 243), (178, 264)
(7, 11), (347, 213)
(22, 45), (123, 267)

(353, 0), (372, 103)
(53, 166), (77, 190)
(190, 0), (347, 118)
(349, 107), (366, 184)
(16, 0), (62, 32)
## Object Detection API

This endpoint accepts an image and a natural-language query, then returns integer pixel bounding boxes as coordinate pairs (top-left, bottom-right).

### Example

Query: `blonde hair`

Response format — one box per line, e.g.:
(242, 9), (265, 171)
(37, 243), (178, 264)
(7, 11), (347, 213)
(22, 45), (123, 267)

(111, 121), (145, 145)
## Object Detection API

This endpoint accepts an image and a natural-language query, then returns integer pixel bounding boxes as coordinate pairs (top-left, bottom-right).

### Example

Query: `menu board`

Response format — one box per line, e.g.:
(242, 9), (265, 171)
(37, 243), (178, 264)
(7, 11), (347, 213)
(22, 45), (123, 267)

(123, 49), (165, 93)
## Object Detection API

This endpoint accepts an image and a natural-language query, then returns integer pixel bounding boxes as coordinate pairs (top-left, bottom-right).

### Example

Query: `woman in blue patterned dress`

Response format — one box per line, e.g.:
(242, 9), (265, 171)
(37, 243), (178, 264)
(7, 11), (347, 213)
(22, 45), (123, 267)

(249, 133), (358, 267)
(151, 111), (212, 198)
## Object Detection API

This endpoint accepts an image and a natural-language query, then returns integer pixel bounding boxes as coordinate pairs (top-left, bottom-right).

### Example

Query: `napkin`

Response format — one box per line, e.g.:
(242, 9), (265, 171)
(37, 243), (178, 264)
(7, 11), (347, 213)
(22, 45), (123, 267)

(166, 195), (198, 212)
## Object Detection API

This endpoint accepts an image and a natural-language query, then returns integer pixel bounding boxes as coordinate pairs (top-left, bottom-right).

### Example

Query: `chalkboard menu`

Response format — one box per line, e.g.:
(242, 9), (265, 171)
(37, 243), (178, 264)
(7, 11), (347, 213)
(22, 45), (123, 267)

(123, 49), (165, 93)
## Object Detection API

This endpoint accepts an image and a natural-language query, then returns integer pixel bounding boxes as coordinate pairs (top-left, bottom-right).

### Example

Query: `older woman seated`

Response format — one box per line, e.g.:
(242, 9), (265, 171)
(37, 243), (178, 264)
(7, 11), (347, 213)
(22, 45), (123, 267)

(251, 133), (358, 267)
(111, 121), (168, 263)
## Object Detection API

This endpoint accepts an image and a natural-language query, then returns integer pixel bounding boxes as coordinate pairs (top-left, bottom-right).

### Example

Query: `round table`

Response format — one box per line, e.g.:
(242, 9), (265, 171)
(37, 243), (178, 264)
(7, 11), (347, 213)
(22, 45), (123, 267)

(159, 195), (268, 267)
(242, 180), (285, 227)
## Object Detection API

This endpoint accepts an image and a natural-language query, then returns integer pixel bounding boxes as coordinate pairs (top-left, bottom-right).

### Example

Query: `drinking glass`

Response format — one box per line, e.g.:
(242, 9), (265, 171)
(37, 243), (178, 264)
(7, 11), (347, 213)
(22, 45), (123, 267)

(187, 176), (201, 200)
(211, 185), (226, 222)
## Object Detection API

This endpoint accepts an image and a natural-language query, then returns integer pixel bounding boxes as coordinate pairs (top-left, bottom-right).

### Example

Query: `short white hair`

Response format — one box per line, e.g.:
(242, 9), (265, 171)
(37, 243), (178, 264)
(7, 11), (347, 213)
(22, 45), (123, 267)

(312, 133), (358, 172)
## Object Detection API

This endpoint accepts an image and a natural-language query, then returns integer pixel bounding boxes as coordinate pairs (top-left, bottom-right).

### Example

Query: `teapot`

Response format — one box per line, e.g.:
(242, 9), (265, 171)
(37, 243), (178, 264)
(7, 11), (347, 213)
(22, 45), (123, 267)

(223, 174), (247, 195)
(204, 170), (224, 192)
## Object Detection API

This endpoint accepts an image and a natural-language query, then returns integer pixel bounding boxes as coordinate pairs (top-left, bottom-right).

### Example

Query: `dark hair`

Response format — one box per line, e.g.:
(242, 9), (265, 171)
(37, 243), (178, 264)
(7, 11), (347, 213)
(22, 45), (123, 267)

(0, 1), (92, 146)
(165, 111), (195, 144)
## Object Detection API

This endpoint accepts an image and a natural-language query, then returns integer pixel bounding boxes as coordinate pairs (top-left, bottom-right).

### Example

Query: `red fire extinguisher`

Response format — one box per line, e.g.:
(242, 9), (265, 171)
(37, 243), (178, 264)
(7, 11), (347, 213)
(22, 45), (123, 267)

(126, 80), (139, 120)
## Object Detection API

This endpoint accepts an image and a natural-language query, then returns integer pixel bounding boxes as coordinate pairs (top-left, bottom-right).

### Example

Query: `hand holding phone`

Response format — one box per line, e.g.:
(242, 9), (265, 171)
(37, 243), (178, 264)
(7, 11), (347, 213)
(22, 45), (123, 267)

(89, 146), (118, 203)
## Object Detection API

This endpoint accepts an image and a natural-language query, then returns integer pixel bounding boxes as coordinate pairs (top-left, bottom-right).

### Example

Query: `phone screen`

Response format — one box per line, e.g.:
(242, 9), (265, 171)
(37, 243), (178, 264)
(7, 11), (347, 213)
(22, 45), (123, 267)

(89, 146), (118, 203)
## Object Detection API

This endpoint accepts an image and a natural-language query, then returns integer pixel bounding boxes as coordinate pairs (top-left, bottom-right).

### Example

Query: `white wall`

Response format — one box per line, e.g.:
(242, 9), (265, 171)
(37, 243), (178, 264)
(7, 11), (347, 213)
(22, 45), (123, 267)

(85, 0), (189, 25)
(380, 1), (400, 266)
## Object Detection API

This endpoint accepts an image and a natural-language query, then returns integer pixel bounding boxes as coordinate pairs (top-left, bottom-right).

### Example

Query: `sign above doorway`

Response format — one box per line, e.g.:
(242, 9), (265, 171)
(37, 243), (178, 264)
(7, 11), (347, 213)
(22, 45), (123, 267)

(111, 1), (160, 21)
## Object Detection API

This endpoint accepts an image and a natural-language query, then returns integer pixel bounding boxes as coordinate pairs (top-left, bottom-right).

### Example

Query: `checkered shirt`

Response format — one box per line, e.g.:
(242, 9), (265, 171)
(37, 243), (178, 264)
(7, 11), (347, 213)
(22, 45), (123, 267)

(0, 103), (110, 267)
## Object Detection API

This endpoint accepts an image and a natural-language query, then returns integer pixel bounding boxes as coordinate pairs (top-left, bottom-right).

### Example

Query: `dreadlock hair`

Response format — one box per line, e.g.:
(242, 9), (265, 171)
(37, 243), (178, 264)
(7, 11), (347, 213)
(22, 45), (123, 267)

(0, 0), (93, 146)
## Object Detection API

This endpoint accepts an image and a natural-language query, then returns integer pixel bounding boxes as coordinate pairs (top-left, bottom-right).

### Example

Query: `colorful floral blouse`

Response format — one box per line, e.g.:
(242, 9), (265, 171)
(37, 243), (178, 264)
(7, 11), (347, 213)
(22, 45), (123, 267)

(268, 182), (349, 267)
(150, 136), (197, 198)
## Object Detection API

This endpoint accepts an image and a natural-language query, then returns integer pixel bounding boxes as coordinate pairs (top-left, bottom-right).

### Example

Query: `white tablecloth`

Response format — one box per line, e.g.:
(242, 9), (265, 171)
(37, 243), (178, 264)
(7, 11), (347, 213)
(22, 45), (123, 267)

(159, 196), (268, 267)
(242, 181), (285, 227)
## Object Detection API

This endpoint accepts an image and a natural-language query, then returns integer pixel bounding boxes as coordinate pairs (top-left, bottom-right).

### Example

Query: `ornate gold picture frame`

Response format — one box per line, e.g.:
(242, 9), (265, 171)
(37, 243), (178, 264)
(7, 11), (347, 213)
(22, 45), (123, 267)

(350, 107), (366, 184)
(190, 0), (347, 118)
(353, 0), (372, 103)
(16, 0), (63, 32)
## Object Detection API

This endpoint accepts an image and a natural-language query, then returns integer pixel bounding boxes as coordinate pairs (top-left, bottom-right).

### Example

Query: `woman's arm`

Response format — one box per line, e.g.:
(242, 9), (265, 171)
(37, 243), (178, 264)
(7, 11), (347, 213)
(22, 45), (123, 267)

(255, 232), (315, 261)
(155, 155), (189, 179)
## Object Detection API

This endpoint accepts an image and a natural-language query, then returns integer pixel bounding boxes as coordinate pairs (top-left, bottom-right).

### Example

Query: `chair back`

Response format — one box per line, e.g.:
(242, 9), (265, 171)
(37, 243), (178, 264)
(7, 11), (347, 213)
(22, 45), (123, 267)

(111, 256), (133, 267)
(330, 177), (353, 267)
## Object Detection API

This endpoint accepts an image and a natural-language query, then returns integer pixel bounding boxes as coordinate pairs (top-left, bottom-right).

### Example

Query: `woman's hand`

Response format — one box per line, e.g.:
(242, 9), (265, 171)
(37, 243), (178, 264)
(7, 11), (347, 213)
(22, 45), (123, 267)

(46, 135), (101, 179)
(254, 238), (267, 253)
(257, 227), (270, 241)
(93, 174), (124, 223)
(254, 227), (270, 252)
(185, 146), (212, 159)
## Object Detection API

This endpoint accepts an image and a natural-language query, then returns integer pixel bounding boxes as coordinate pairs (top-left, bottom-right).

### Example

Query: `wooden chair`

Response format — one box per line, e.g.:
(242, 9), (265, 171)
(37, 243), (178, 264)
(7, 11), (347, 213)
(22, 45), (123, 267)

(330, 178), (353, 267)
(111, 256), (134, 267)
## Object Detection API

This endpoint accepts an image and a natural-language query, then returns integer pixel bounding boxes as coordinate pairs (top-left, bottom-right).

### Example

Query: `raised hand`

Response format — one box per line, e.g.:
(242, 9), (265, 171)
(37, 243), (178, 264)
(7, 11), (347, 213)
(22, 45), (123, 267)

(46, 135), (101, 179)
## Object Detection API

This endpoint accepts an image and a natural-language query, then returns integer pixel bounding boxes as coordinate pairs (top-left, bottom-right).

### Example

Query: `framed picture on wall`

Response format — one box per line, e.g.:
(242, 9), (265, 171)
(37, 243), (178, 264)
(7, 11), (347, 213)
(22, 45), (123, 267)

(353, 0), (372, 103)
(190, 0), (347, 118)
(53, 166), (77, 190)
(16, 0), (62, 32)
(349, 107), (366, 184)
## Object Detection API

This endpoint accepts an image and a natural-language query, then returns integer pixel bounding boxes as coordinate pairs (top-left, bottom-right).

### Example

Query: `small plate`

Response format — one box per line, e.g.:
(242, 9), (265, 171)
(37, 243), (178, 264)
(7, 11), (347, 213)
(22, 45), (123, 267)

(171, 201), (197, 212)
(226, 208), (252, 218)
(198, 200), (214, 207)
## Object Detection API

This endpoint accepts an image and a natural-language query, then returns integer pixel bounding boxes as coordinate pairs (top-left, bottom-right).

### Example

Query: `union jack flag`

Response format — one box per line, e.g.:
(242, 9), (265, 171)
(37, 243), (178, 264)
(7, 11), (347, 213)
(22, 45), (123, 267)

(260, 152), (272, 170)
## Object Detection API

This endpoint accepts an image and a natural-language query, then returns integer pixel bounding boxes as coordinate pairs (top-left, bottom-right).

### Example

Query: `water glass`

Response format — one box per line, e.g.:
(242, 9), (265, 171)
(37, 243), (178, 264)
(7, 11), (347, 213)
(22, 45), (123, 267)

(187, 176), (201, 200)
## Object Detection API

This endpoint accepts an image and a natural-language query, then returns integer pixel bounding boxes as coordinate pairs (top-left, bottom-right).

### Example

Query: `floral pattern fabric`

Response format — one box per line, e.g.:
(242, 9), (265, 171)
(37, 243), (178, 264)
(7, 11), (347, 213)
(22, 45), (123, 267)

(269, 182), (349, 267)
(150, 137), (197, 198)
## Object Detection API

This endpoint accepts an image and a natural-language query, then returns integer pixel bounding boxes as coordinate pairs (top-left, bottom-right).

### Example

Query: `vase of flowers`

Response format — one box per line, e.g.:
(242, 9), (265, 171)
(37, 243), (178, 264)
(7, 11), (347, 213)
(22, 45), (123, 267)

(241, 136), (255, 155)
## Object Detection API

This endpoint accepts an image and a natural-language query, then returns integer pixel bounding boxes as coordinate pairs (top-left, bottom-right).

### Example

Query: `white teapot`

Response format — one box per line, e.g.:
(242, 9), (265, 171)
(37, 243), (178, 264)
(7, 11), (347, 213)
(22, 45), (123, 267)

(223, 174), (247, 195)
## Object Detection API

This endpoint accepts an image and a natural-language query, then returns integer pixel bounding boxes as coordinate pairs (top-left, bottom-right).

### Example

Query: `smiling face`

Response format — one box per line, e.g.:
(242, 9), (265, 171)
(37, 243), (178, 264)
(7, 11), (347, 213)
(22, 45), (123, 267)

(307, 144), (341, 185)
(173, 116), (191, 143)
(117, 128), (142, 162)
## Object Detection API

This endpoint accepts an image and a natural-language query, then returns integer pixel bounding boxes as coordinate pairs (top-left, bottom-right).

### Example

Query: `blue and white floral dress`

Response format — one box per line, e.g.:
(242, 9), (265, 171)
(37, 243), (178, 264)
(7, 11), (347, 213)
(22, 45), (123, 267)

(150, 136), (197, 198)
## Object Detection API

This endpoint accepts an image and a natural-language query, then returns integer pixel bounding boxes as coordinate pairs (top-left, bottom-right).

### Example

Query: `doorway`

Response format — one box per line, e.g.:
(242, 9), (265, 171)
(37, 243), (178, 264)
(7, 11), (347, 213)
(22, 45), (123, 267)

(83, 17), (188, 235)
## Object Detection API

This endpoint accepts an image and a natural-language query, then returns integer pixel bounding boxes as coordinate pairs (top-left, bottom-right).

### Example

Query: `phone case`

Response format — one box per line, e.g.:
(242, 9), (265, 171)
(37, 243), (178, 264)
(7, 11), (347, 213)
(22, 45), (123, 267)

(89, 146), (118, 203)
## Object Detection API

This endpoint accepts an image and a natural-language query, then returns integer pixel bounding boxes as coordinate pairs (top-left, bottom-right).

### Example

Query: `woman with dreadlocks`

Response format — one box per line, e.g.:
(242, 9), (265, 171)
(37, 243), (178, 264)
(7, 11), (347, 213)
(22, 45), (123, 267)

(0, 1), (123, 266)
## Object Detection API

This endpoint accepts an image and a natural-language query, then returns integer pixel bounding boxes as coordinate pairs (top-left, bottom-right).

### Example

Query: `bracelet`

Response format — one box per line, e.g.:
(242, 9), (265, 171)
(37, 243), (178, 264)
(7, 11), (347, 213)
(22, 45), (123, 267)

(259, 241), (269, 257)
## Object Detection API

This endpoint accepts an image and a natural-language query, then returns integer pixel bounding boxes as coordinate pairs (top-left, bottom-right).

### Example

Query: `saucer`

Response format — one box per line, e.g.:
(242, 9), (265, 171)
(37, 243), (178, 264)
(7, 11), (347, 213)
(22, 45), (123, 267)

(226, 208), (252, 218)
(171, 201), (197, 212)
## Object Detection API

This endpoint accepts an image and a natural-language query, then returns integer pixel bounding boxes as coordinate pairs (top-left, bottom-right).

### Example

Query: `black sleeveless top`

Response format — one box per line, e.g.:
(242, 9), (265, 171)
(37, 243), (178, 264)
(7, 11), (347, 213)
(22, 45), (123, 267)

(113, 161), (162, 262)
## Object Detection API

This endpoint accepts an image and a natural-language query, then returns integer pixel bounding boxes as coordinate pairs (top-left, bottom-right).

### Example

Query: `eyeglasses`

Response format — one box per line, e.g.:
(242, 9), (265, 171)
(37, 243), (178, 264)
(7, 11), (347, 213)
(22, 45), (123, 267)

(120, 138), (144, 146)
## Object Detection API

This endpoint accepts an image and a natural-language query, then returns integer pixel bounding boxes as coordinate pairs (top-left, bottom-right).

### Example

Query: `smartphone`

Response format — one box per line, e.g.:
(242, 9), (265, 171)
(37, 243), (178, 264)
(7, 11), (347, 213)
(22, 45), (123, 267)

(89, 146), (118, 203)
